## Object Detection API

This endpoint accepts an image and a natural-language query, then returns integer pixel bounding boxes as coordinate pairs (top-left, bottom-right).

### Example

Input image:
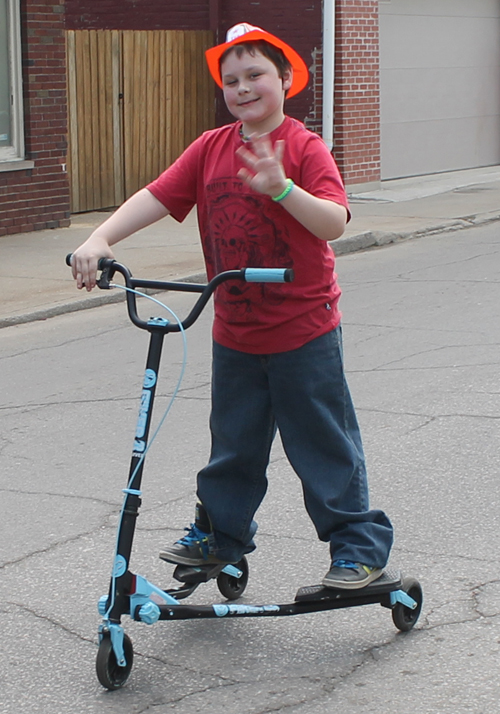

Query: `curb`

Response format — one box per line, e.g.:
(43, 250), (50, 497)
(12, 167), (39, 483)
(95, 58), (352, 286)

(0, 272), (209, 329)
(3, 213), (500, 329)
(0, 290), (127, 329)
(333, 210), (500, 256)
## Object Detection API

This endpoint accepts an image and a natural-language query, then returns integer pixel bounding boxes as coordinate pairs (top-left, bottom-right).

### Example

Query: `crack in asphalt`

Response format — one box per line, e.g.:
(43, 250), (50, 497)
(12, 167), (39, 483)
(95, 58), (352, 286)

(0, 388), (210, 413)
(136, 676), (338, 713)
(0, 397), (138, 411)
(392, 250), (500, 278)
(0, 435), (13, 455)
(4, 601), (236, 684)
(344, 318), (491, 335)
(5, 601), (99, 646)
(352, 360), (500, 373)
(390, 542), (495, 562)
(0, 517), (111, 570)
(472, 579), (500, 618)
(0, 324), (127, 361)
(357, 406), (499, 422)
(0, 486), (116, 508)
(4, 554), (500, 712)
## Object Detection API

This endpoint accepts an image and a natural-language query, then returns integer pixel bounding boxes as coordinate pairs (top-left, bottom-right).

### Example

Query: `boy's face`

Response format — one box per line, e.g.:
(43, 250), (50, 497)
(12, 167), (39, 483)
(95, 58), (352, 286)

(220, 47), (292, 133)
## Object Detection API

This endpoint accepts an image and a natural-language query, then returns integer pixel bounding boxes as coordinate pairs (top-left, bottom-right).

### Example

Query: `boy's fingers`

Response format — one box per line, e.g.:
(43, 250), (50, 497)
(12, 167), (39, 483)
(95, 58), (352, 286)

(74, 257), (94, 291)
(237, 146), (282, 175)
(236, 146), (254, 165)
(87, 258), (98, 290)
(78, 264), (88, 291)
(275, 140), (285, 164)
(252, 134), (273, 159)
(72, 258), (84, 288)
(237, 167), (253, 184)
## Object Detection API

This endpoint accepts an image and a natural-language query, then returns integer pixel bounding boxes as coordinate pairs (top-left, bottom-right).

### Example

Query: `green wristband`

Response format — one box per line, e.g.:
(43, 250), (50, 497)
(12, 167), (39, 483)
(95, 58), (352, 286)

(272, 178), (294, 202)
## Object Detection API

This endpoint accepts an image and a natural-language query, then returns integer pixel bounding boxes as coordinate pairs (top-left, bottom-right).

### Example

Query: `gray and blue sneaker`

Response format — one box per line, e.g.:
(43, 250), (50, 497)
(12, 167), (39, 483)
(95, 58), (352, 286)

(322, 559), (383, 590)
(159, 523), (223, 565)
(159, 503), (233, 566)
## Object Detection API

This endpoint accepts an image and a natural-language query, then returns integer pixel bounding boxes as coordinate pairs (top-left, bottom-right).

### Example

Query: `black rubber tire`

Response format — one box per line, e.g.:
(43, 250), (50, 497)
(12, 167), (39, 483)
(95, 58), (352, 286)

(392, 577), (423, 632)
(96, 632), (134, 690)
(217, 557), (249, 600)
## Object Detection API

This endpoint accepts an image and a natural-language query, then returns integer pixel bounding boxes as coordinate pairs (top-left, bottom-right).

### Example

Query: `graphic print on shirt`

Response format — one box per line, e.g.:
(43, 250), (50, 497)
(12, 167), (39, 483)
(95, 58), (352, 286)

(202, 179), (294, 321)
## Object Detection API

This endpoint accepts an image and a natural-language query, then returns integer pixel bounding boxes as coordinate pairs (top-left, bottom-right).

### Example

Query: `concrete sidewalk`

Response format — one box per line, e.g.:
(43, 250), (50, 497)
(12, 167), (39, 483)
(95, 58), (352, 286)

(1, 165), (500, 328)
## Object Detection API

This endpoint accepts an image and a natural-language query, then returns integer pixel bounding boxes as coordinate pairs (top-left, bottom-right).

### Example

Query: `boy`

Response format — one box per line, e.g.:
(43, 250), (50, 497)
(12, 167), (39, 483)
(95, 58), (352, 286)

(71, 23), (393, 589)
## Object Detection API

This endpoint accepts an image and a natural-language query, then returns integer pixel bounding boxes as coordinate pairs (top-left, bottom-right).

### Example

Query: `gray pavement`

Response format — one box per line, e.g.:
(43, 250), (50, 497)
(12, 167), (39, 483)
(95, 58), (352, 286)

(1, 217), (499, 713)
(1, 165), (500, 327)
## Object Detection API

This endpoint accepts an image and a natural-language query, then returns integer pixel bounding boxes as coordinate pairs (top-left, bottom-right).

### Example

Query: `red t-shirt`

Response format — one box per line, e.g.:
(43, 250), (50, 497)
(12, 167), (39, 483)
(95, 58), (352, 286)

(147, 116), (349, 354)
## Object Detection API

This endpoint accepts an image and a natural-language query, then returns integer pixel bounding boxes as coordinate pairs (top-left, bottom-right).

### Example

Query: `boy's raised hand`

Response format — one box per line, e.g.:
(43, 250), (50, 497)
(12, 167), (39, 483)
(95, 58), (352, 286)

(236, 134), (288, 199)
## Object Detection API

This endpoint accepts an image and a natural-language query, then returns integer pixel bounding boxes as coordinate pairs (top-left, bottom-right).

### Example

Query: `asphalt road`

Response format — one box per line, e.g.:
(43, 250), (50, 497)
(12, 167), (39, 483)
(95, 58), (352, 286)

(1, 222), (499, 713)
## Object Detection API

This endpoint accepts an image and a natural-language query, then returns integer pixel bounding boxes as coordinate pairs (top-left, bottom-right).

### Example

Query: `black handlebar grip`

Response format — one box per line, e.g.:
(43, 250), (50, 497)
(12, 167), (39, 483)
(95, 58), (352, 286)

(98, 257), (115, 270)
(65, 254), (114, 271)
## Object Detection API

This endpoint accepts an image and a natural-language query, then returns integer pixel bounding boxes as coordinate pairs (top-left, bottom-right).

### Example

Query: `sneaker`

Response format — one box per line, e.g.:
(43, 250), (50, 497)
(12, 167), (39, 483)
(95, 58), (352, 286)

(160, 503), (232, 566)
(159, 523), (226, 566)
(322, 560), (383, 590)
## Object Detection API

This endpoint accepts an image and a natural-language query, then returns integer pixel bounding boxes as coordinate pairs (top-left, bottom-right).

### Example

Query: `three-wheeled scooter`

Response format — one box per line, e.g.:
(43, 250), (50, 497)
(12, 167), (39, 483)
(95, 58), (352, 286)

(65, 256), (423, 690)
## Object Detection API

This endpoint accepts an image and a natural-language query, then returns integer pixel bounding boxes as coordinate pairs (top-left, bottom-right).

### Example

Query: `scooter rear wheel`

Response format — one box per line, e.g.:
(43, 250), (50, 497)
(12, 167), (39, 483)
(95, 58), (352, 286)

(392, 577), (423, 632)
(217, 556), (249, 600)
(96, 632), (134, 690)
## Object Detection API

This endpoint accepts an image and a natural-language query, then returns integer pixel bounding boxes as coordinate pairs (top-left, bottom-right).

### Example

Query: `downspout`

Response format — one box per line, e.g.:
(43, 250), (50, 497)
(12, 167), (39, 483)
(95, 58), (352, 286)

(322, 0), (335, 151)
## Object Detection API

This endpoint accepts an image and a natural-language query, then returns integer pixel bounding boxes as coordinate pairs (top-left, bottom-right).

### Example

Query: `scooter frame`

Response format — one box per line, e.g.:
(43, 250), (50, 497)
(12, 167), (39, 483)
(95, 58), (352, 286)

(66, 257), (423, 691)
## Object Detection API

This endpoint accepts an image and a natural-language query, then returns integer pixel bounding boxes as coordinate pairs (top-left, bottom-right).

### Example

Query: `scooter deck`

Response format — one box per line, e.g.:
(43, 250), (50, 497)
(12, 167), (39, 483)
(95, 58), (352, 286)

(294, 569), (402, 602)
(152, 569), (403, 622)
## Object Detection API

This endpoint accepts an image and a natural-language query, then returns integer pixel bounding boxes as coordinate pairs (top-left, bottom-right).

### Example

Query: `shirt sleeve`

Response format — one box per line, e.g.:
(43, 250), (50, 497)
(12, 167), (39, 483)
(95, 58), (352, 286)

(146, 134), (204, 222)
(296, 134), (351, 221)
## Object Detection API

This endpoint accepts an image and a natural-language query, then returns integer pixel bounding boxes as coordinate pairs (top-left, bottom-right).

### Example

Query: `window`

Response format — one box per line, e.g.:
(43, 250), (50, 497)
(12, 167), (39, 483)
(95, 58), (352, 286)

(0, 0), (25, 163)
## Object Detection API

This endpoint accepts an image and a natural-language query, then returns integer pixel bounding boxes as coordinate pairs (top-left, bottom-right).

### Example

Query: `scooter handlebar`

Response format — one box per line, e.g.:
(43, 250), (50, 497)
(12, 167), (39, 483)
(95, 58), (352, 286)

(64, 256), (294, 331)
(66, 255), (293, 284)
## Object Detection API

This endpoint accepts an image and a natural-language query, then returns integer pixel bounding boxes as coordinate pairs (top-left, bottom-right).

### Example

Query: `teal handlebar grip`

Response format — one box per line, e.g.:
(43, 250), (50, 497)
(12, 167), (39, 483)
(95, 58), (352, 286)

(243, 268), (294, 283)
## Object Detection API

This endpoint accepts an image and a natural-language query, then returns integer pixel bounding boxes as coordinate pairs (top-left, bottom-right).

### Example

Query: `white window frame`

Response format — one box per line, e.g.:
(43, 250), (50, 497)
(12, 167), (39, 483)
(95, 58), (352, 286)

(0, 0), (29, 168)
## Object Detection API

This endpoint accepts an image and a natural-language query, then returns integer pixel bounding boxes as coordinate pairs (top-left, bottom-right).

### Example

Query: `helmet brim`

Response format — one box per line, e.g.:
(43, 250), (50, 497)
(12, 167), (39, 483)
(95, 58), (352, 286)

(205, 29), (309, 99)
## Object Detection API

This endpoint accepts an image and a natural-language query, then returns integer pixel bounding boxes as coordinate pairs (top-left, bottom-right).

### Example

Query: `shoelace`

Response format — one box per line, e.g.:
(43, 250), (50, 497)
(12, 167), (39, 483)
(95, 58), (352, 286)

(177, 524), (211, 559)
(177, 524), (206, 545)
(332, 559), (358, 570)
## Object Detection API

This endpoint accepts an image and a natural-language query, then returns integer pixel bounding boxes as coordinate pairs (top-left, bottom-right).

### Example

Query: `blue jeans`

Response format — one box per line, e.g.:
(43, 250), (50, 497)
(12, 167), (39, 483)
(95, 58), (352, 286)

(197, 326), (393, 568)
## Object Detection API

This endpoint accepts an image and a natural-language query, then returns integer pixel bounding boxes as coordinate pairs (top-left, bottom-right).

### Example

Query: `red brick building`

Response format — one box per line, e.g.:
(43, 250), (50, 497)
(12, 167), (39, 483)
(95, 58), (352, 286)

(8, 1), (497, 237)
(1, 0), (383, 236)
(1, 0), (70, 235)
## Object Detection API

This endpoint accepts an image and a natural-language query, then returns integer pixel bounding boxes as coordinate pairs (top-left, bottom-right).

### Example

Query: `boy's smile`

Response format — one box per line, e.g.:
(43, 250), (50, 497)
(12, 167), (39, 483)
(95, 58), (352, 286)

(221, 49), (292, 135)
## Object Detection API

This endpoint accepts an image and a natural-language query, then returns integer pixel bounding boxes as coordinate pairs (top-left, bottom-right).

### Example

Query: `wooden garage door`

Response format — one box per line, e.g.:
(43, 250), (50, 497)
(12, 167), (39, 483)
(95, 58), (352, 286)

(67, 29), (215, 212)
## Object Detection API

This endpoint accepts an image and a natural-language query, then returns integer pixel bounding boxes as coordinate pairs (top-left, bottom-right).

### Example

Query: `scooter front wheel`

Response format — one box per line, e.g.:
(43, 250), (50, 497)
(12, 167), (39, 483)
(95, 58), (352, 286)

(96, 632), (134, 690)
(217, 556), (249, 601)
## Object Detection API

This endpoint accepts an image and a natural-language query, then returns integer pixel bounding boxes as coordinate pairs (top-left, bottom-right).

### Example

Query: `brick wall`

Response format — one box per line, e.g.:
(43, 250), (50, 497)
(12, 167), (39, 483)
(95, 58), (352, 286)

(333, 0), (380, 187)
(0, 0), (70, 237)
(1, 0), (382, 236)
(64, 1), (209, 30)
